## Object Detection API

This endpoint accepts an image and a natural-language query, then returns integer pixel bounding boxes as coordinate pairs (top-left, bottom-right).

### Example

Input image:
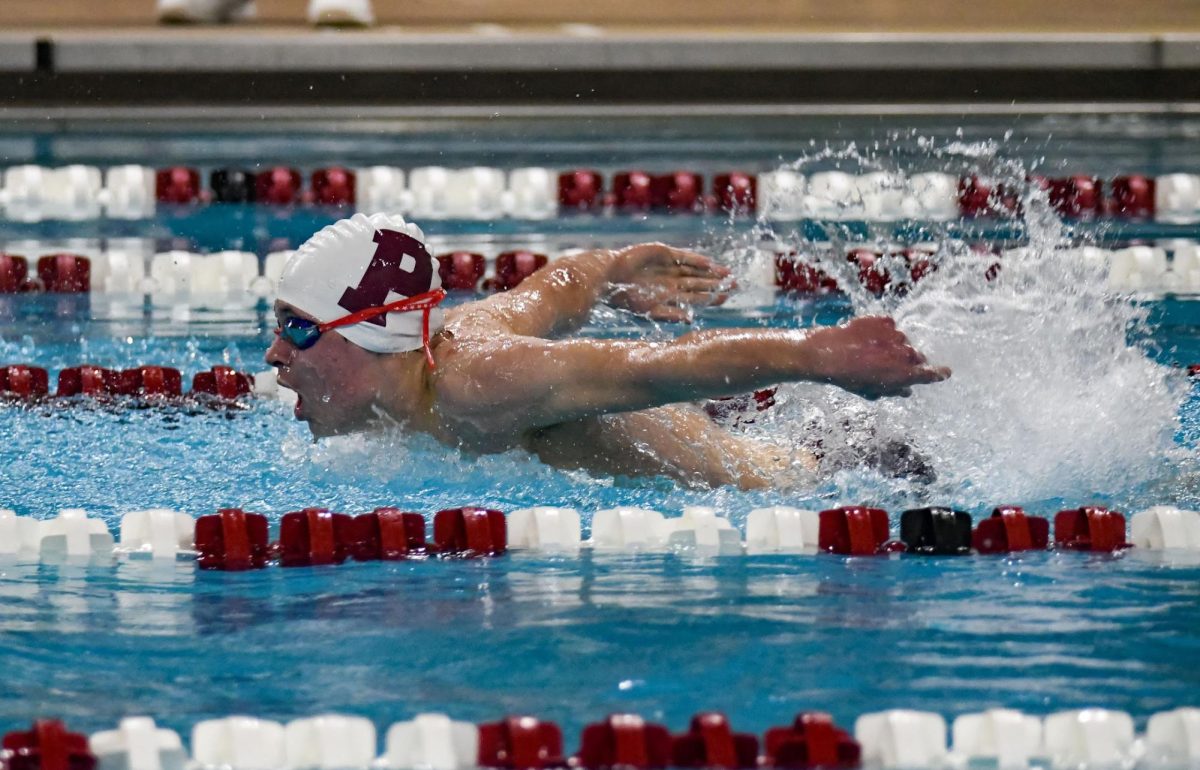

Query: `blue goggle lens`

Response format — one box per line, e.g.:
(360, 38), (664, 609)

(280, 318), (321, 350)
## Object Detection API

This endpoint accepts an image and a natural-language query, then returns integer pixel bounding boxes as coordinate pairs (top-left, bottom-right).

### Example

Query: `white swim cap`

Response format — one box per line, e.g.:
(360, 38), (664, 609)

(277, 212), (444, 355)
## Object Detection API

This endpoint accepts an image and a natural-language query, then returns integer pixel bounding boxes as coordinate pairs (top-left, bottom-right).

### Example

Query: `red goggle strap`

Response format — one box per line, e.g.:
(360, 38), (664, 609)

(318, 289), (447, 369)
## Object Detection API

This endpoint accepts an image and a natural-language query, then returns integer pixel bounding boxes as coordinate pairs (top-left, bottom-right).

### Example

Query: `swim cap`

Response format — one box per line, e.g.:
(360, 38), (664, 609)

(277, 212), (444, 354)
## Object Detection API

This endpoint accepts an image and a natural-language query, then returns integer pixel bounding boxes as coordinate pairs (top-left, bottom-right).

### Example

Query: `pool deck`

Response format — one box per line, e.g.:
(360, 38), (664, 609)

(1, 21), (1199, 106)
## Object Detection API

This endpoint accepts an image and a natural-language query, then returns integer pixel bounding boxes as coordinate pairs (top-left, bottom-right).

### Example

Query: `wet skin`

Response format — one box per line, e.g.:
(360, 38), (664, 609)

(266, 244), (950, 489)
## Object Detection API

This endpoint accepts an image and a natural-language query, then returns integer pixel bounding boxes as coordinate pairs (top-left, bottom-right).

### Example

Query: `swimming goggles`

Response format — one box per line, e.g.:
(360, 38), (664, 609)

(276, 288), (447, 368)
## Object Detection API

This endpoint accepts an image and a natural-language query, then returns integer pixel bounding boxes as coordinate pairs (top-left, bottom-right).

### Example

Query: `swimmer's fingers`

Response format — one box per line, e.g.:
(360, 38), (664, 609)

(654, 247), (731, 278)
(676, 258), (731, 279)
(928, 365), (952, 382)
(912, 365), (952, 384)
(675, 277), (731, 293)
(646, 304), (694, 323)
(677, 291), (730, 308)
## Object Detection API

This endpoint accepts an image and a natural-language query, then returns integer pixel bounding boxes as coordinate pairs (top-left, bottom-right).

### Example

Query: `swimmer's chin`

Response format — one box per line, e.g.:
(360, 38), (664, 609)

(301, 411), (406, 441)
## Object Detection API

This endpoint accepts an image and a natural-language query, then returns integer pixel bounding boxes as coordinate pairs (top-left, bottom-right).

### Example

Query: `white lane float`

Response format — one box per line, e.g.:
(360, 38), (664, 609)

(1042, 709), (1136, 769)
(192, 716), (287, 770)
(1144, 707), (1200, 765)
(381, 713), (479, 770)
(805, 171), (859, 219)
(1130, 506), (1200, 550)
(283, 715), (376, 770)
(507, 167), (559, 219)
(589, 507), (670, 551)
(507, 507), (583, 552)
(757, 170), (806, 219)
(444, 167), (507, 219)
(745, 506), (820, 554)
(856, 710), (949, 769)
(91, 717), (187, 770)
(950, 709), (1043, 770)
(663, 506), (743, 555)
(1155, 174), (1200, 224)
(907, 172), (961, 221)
(103, 165), (157, 220)
(38, 509), (115, 560)
(0, 509), (42, 556)
(355, 166), (407, 215)
(117, 509), (196, 560)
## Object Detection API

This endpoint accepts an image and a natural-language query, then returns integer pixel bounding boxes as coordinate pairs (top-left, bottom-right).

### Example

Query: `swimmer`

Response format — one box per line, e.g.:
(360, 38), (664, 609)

(266, 213), (950, 489)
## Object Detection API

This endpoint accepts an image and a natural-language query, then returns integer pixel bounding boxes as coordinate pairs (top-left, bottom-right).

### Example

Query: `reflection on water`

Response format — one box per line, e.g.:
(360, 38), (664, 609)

(1, 551), (1198, 738)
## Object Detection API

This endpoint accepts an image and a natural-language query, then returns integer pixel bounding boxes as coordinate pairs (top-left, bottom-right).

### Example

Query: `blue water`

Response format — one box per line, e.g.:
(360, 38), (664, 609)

(3, 113), (1200, 749)
(0, 290), (1199, 744)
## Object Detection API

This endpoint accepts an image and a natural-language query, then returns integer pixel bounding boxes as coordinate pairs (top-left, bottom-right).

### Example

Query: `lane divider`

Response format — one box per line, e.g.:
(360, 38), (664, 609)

(4, 165), (1199, 224)
(5, 707), (1199, 770)
(1, 504), (1198, 567)
(4, 240), (1200, 302)
(0, 365), (255, 403)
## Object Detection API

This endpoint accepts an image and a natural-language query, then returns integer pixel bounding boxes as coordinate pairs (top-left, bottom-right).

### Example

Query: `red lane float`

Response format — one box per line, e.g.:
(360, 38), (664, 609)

(764, 712), (861, 770)
(612, 171), (654, 211)
(1110, 175), (1155, 219)
(972, 506), (1050, 554)
(278, 508), (354, 567)
(255, 167), (303, 206)
(774, 251), (841, 295)
(195, 508), (271, 570)
(958, 176), (1018, 218)
(437, 252), (487, 291)
(650, 172), (704, 213)
(191, 366), (253, 401)
(1, 720), (96, 770)
(351, 508), (427, 561)
(848, 249), (890, 296)
(713, 173), (756, 214)
(478, 717), (566, 770)
(818, 507), (899, 556)
(558, 170), (604, 210)
(116, 366), (184, 398)
(36, 255), (90, 293)
(56, 366), (120, 397)
(311, 167), (356, 207)
(488, 251), (548, 292)
(1054, 507), (1130, 552)
(1045, 176), (1105, 220)
(0, 254), (33, 293)
(1, 254), (93, 294)
(577, 715), (672, 770)
(4, 365), (251, 402)
(155, 167), (201, 204)
(0, 365), (50, 400)
(671, 713), (758, 770)
(433, 507), (507, 556)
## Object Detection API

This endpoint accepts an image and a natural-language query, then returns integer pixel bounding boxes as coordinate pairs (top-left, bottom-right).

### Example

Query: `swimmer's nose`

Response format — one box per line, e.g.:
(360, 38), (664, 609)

(265, 331), (292, 368)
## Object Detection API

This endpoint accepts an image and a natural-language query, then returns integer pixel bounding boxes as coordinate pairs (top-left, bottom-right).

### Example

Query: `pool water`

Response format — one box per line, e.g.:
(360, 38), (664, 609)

(2, 112), (1200, 745)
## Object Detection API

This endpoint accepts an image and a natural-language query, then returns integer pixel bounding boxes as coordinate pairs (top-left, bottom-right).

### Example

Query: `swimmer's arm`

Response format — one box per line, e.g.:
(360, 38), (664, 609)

(438, 317), (950, 430)
(448, 244), (730, 338)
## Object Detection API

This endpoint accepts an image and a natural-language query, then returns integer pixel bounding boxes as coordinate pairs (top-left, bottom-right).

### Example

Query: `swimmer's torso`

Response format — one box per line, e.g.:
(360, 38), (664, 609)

(415, 317), (815, 490)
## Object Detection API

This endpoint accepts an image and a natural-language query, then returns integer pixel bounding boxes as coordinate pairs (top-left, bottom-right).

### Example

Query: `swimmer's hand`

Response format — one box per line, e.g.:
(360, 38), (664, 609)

(804, 316), (951, 399)
(603, 243), (734, 323)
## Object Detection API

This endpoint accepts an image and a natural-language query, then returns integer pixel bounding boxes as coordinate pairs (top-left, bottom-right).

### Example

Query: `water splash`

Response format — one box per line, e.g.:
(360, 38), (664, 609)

(744, 142), (1190, 510)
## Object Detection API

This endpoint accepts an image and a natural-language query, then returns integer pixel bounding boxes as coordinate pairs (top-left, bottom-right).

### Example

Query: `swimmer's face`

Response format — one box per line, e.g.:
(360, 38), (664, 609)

(265, 301), (383, 437)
